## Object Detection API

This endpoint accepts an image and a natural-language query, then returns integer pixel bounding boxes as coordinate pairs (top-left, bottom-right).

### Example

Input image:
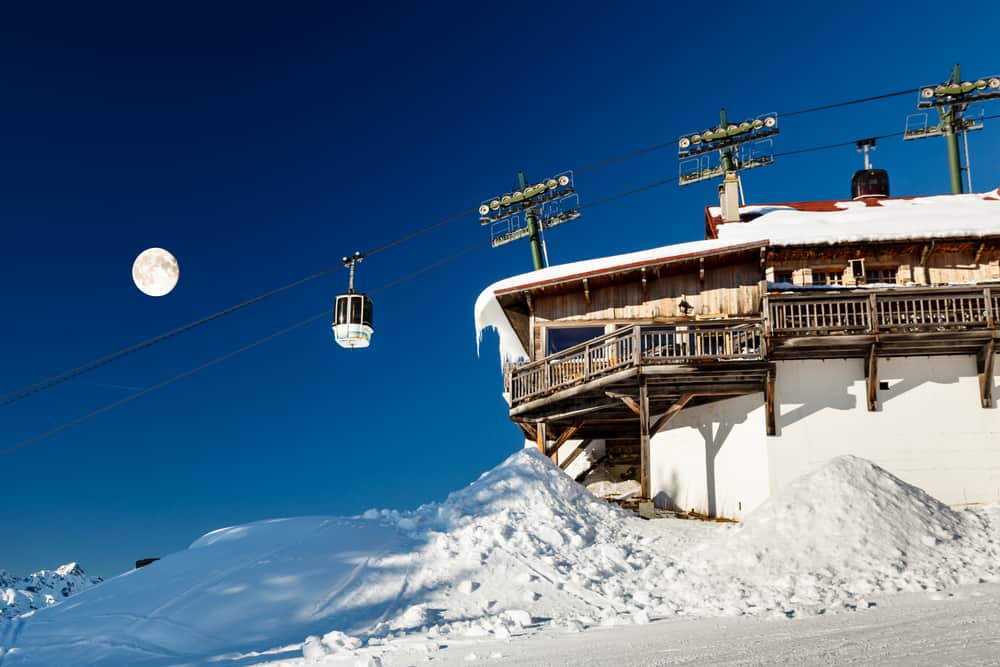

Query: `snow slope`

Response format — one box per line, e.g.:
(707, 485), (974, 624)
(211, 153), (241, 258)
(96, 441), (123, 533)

(0, 564), (101, 621)
(2, 452), (999, 666)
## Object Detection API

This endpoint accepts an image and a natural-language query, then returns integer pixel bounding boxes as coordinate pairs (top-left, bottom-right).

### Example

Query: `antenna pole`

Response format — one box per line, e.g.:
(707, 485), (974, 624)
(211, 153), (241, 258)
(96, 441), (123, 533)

(520, 170), (546, 271)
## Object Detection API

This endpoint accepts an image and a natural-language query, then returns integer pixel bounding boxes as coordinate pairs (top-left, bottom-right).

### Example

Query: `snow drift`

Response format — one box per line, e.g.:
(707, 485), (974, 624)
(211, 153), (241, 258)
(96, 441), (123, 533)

(2, 451), (999, 666)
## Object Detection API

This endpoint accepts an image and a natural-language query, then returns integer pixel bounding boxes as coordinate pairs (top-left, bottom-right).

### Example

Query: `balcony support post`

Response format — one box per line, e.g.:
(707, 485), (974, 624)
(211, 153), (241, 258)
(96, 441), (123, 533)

(535, 421), (547, 456)
(639, 376), (651, 500)
(765, 368), (777, 436)
(978, 340), (995, 409)
(865, 343), (879, 412)
(985, 287), (994, 330)
(633, 324), (643, 368)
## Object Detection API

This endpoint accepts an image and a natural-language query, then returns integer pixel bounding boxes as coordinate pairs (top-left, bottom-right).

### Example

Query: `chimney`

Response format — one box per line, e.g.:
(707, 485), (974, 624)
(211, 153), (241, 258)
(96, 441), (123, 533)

(718, 172), (741, 223)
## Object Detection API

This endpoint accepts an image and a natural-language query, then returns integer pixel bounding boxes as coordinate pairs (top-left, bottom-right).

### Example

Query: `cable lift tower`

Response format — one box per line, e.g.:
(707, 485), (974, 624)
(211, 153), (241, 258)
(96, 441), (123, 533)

(332, 251), (374, 349)
(677, 108), (779, 222)
(903, 64), (1000, 194)
(478, 170), (581, 271)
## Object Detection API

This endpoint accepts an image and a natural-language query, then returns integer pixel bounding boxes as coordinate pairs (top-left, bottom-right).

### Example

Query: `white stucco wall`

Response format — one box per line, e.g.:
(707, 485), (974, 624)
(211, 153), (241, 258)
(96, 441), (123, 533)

(650, 394), (770, 520)
(647, 354), (1000, 518)
(770, 356), (1000, 508)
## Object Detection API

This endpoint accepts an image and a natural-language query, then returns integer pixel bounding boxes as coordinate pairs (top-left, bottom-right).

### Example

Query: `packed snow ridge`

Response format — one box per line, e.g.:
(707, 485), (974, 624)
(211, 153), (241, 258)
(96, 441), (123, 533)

(0, 563), (101, 621)
(2, 452), (999, 666)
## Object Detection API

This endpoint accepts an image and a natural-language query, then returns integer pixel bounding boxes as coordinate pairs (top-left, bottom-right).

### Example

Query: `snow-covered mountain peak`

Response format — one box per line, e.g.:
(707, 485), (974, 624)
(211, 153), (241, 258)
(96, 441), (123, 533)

(0, 562), (102, 621)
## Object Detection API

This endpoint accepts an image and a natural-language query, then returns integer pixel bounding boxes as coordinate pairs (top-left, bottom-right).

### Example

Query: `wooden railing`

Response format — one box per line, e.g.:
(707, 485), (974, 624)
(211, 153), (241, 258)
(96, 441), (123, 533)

(508, 286), (1000, 406)
(508, 322), (764, 405)
(768, 286), (997, 335)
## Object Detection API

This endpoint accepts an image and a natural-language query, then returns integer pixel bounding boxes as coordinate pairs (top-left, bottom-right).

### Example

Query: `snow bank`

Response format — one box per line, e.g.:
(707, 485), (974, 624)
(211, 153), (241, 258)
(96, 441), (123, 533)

(3, 452), (1000, 666)
(0, 563), (101, 621)
(691, 456), (1000, 615)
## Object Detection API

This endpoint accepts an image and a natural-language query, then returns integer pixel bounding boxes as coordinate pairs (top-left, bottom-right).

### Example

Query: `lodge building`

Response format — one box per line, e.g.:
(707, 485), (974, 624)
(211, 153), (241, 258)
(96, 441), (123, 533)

(475, 187), (1000, 518)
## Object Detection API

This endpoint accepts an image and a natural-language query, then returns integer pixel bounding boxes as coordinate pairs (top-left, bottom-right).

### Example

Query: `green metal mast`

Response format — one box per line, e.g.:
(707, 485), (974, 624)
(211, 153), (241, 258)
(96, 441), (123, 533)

(718, 108), (735, 174)
(519, 170), (546, 271)
(941, 64), (964, 194)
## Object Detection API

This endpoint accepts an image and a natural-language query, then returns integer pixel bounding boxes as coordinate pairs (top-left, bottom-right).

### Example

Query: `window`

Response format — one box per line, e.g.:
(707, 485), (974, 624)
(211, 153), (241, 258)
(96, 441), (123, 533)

(865, 267), (898, 284)
(545, 326), (606, 355)
(334, 294), (373, 326)
(774, 271), (793, 284)
(812, 270), (843, 286)
(849, 259), (865, 281)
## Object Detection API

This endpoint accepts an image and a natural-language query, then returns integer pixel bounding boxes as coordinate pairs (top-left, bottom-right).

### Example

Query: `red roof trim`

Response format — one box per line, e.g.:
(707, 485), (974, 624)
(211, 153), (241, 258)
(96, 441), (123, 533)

(494, 240), (767, 296)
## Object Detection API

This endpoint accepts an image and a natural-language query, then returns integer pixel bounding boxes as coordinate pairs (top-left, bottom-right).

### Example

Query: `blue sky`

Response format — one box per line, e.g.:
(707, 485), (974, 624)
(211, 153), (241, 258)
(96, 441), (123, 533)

(3, 2), (1000, 577)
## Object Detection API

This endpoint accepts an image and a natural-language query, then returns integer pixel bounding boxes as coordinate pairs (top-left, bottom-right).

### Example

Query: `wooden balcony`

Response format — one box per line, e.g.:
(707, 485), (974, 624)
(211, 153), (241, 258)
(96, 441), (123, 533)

(508, 284), (1000, 499)
(766, 285), (999, 359)
(507, 322), (766, 407)
(507, 285), (999, 420)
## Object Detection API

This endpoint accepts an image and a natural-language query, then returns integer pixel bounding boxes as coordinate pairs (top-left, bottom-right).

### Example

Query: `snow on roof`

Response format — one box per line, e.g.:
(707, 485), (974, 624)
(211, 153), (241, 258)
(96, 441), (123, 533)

(712, 190), (1000, 247)
(474, 238), (766, 363)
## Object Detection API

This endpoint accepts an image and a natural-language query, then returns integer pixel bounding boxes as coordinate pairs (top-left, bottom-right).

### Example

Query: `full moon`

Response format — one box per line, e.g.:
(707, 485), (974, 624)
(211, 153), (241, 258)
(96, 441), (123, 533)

(132, 247), (179, 297)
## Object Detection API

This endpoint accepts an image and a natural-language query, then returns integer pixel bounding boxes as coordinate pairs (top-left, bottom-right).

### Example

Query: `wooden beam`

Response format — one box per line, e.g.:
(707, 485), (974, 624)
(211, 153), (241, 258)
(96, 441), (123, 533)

(639, 376), (651, 500)
(864, 343), (879, 412)
(559, 439), (593, 471)
(978, 340), (995, 409)
(649, 393), (694, 436)
(765, 369), (776, 436)
(533, 400), (621, 423)
(919, 241), (936, 282)
(616, 394), (642, 416)
(553, 424), (580, 450)
(516, 422), (537, 441)
(536, 422), (547, 456)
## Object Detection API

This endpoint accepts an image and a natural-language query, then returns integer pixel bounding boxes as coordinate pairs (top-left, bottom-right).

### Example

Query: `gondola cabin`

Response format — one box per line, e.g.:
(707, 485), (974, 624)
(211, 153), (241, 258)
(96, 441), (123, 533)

(333, 292), (373, 349)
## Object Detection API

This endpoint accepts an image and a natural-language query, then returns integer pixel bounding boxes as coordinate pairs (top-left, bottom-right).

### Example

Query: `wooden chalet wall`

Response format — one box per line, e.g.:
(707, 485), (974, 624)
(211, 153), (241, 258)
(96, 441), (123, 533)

(530, 260), (763, 360)
(766, 240), (1000, 286)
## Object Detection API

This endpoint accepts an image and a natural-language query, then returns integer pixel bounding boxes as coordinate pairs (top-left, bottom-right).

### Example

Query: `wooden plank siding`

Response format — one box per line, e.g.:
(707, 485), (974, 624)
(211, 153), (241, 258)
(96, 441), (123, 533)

(530, 262), (763, 360)
(768, 241), (1000, 287)
(493, 237), (1000, 365)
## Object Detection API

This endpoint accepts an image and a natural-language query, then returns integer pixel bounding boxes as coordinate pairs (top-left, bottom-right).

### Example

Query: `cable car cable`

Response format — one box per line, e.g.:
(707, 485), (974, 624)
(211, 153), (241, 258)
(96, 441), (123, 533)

(576, 85), (923, 175)
(778, 87), (918, 118)
(0, 212), (474, 408)
(0, 240), (490, 456)
(0, 311), (332, 458)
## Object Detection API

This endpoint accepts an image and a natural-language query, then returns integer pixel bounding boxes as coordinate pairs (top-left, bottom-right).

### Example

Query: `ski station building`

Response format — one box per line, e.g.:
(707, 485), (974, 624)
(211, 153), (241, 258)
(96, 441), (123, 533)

(476, 182), (1000, 520)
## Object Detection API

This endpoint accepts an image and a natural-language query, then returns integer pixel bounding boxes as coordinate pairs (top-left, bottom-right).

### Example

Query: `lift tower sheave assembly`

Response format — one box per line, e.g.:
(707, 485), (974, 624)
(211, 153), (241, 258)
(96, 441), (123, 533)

(479, 170), (581, 271)
(678, 108), (779, 222)
(904, 64), (1000, 194)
